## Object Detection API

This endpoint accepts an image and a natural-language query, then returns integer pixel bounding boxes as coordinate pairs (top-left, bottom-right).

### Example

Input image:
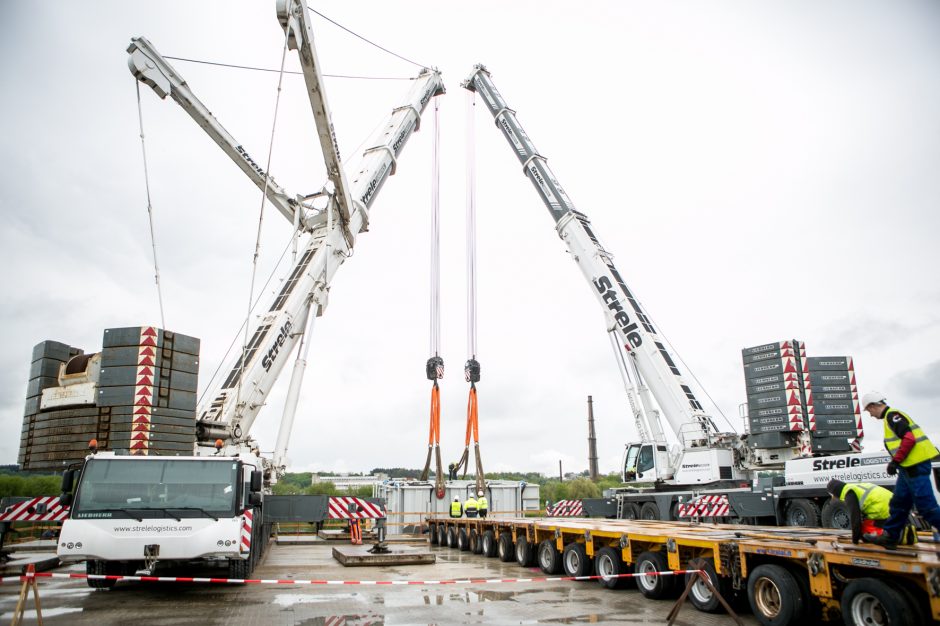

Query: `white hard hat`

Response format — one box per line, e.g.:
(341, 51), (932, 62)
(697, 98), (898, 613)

(477, 490), (484, 497)
(454, 497), (459, 501)
(861, 391), (886, 409)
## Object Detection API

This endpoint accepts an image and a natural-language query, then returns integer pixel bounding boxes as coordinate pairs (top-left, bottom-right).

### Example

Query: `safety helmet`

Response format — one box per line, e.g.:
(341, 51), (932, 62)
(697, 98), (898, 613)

(477, 490), (484, 497)
(861, 391), (887, 410)
(453, 497), (459, 502)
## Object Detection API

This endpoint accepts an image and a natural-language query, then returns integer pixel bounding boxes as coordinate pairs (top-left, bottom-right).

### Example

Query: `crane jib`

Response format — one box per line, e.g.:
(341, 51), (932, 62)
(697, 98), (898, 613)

(593, 276), (642, 349)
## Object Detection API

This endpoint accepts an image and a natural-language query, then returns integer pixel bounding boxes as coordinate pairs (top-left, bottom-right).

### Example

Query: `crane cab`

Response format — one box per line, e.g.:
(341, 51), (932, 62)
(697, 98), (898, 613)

(622, 443), (672, 483)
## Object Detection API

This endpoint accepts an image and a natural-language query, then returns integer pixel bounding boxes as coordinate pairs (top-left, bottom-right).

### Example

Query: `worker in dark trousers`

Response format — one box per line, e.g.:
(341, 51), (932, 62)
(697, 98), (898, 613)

(476, 490), (488, 519)
(464, 495), (478, 518)
(826, 479), (904, 544)
(449, 497), (463, 518)
(862, 392), (940, 549)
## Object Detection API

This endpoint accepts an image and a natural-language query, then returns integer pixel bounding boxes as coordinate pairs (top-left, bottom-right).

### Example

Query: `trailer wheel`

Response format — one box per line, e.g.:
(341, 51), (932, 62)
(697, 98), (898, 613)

(429, 523), (439, 545)
(86, 560), (117, 589)
(841, 578), (919, 626)
(538, 539), (563, 574)
(784, 498), (820, 527)
(821, 499), (851, 529)
(515, 536), (536, 567)
(747, 564), (805, 625)
(469, 529), (482, 554)
(594, 546), (630, 590)
(436, 524), (446, 547)
(685, 557), (730, 613)
(882, 580), (928, 626)
(640, 502), (661, 520)
(458, 528), (469, 551)
(621, 503), (641, 519)
(481, 530), (497, 557)
(497, 531), (514, 562)
(563, 543), (591, 578)
(446, 526), (457, 548)
(634, 550), (674, 599)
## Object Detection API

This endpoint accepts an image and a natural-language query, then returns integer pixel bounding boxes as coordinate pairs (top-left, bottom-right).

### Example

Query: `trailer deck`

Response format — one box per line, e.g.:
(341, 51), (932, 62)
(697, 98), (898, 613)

(427, 515), (940, 625)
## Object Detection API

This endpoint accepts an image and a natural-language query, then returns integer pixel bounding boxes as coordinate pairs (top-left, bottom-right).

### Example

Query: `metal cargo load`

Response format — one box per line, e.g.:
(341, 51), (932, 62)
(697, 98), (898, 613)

(375, 479), (541, 534)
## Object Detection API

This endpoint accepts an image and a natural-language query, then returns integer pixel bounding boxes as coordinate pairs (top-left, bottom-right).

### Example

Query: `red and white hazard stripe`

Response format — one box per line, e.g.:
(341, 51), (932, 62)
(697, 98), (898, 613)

(131, 326), (159, 457)
(677, 494), (730, 518)
(241, 509), (253, 553)
(3, 568), (704, 586)
(328, 497), (385, 519)
(547, 500), (583, 517)
(0, 497), (69, 522)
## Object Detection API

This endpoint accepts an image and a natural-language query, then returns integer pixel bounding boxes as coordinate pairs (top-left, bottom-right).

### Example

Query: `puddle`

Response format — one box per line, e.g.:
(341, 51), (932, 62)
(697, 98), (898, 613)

(2, 607), (83, 619)
(273, 592), (363, 607)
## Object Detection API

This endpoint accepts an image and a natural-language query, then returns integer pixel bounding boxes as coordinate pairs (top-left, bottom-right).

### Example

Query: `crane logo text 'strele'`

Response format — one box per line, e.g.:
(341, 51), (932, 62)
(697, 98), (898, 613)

(593, 276), (642, 349)
(261, 320), (292, 372)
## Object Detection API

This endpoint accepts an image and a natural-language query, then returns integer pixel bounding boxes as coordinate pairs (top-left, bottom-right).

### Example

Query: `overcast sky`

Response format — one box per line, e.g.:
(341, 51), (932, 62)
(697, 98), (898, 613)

(1, 1), (938, 476)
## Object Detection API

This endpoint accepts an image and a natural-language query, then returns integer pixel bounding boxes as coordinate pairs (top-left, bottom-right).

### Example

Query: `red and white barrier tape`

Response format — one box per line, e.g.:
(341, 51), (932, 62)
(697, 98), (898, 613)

(1, 569), (703, 586)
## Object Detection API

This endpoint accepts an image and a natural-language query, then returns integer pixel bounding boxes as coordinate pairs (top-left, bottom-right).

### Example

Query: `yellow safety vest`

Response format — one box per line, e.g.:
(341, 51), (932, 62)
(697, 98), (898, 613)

(840, 482), (891, 520)
(883, 409), (939, 467)
(450, 501), (462, 516)
(464, 497), (478, 511)
(477, 496), (488, 510)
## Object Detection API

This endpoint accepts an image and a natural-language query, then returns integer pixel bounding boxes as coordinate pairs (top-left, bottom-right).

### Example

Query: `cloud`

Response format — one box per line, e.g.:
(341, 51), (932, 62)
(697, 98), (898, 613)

(892, 360), (940, 401)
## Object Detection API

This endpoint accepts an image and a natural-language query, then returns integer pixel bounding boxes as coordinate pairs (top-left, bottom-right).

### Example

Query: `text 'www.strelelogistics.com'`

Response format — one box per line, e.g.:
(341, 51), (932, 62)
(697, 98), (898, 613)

(113, 525), (193, 533)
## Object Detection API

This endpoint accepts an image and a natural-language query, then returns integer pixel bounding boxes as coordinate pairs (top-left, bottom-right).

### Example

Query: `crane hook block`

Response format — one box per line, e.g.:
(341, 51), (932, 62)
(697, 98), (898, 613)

(464, 359), (481, 383)
(426, 356), (444, 381)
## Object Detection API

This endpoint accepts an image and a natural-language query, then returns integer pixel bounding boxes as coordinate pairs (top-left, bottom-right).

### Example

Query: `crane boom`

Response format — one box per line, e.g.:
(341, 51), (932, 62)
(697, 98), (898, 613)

(463, 65), (712, 445)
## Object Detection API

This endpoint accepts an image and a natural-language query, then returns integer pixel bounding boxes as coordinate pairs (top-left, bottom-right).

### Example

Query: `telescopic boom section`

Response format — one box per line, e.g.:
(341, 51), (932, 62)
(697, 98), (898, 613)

(196, 69), (444, 445)
(127, 37), (305, 230)
(462, 65), (713, 443)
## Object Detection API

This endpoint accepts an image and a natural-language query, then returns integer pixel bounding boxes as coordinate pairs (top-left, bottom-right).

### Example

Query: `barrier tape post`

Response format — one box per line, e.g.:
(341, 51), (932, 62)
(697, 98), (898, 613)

(11, 563), (43, 626)
(666, 571), (742, 626)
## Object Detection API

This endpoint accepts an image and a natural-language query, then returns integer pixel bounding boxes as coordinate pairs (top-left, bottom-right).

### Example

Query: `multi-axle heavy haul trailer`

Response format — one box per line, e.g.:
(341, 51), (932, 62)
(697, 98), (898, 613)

(427, 515), (940, 626)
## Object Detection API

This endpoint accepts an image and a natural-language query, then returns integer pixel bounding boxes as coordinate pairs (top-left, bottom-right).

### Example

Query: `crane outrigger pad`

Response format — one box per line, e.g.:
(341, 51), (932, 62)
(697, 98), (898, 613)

(332, 544), (434, 567)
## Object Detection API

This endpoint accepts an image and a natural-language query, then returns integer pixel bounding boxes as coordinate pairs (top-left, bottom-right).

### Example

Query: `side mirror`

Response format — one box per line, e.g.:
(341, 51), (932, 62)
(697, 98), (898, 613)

(59, 492), (73, 507)
(248, 492), (262, 506)
(250, 470), (263, 493)
(60, 470), (75, 493)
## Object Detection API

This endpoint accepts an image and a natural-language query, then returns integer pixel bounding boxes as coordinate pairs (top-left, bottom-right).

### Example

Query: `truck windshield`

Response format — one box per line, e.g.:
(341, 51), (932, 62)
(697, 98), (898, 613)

(72, 458), (238, 519)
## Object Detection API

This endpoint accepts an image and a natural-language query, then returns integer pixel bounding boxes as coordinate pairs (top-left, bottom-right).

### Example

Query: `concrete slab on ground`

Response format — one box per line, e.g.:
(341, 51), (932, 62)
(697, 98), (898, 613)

(332, 544), (435, 567)
(0, 552), (59, 576)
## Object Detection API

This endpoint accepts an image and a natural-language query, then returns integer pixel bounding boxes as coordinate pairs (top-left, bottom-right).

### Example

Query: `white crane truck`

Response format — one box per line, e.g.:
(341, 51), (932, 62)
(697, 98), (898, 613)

(462, 65), (938, 528)
(55, 0), (444, 586)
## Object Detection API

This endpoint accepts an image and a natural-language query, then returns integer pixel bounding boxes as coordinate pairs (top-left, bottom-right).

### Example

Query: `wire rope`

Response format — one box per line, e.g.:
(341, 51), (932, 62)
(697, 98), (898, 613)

(305, 7), (430, 69)
(164, 55), (414, 80)
(134, 81), (167, 329)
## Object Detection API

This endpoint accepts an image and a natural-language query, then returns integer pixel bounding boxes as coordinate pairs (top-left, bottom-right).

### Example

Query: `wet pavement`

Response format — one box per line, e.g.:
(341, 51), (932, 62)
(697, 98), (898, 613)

(0, 542), (758, 625)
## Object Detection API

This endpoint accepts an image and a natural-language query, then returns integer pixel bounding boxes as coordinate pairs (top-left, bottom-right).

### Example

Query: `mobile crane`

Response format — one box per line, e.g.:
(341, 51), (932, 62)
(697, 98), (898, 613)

(462, 65), (937, 527)
(55, 0), (443, 585)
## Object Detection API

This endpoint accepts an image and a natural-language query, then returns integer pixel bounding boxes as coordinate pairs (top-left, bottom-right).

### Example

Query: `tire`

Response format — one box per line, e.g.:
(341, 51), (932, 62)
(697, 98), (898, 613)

(685, 557), (731, 613)
(429, 523), (439, 545)
(841, 578), (919, 626)
(446, 526), (457, 548)
(594, 546), (629, 590)
(640, 502), (661, 520)
(228, 555), (251, 581)
(436, 524), (446, 547)
(458, 528), (469, 551)
(747, 563), (806, 626)
(784, 498), (820, 527)
(481, 530), (497, 558)
(562, 543), (591, 578)
(469, 529), (482, 554)
(821, 499), (851, 530)
(634, 550), (674, 599)
(883, 580), (928, 626)
(86, 559), (117, 589)
(515, 537), (536, 567)
(538, 539), (563, 575)
(621, 502), (641, 519)
(497, 531), (514, 562)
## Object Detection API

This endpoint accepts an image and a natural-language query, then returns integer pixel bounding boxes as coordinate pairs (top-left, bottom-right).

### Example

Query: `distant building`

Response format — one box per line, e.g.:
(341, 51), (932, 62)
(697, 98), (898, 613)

(311, 473), (389, 491)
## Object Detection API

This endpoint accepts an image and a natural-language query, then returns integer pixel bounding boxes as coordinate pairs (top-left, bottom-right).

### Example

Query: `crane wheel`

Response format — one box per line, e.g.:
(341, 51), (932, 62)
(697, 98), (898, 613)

(620, 503), (641, 519)
(594, 546), (630, 590)
(86, 560), (118, 589)
(537, 539), (563, 575)
(639, 502), (660, 520)
(634, 550), (674, 599)
(784, 498), (820, 527)
(821, 499), (851, 529)
(562, 543), (591, 578)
